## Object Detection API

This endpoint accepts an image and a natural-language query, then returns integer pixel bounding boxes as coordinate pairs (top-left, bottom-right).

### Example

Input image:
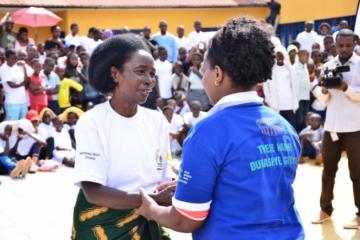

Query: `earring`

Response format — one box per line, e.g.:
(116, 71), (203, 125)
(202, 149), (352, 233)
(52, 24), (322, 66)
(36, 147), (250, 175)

(214, 81), (220, 86)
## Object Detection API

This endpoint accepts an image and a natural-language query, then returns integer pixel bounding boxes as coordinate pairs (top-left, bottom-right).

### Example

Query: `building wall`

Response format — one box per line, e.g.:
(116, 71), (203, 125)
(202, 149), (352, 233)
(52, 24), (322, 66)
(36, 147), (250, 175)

(277, 0), (358, 24)
(63, 7), (268, 36)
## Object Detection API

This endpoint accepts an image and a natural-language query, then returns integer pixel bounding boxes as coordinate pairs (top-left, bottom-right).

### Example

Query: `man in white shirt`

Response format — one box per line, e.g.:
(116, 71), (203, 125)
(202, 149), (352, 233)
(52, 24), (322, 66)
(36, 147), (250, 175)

(0, 49), (29, 120)
(296, 21), (319, 53)
(175, 25), (188, 52)
(79, 27), (97, 56)
(65, 23), (80, 47)
(154, 47), (173, 102)
(332, 20), (349, 40)
(187, 20), (207, 51)
(152, 21), (177, 63)
(312, 29), (360, 229)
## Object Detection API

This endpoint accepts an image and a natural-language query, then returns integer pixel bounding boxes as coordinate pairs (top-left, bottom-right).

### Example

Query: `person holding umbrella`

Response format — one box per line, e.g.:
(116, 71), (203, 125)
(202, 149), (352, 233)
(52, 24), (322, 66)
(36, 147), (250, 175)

(0, 12), (16, 50)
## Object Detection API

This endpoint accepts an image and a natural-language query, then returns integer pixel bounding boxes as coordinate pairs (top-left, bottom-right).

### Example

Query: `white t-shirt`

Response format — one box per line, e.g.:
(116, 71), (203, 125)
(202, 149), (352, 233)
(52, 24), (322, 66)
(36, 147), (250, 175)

(188, 71), (203, 90)
(74, 101), (173, 193)
(154, 59), (173, 99)
(0, 135), (17, 153)
(65, 34), (80, 47)
(296, 31), (319, 53)
(169, 113), (184, 153)
(0, 63), (29, 104)
(293, 62), (311, 100)
(175, 36), (188, 50)
(183, 111), (207, 127)
(274, 65), (296, 110)
(39, 122), (55, 139)
(169, 113), (183, 134)
(187, 31), (207, 50)
(175, 102), (190, 117)
(79, 36), (97, 55)
(54, 128), (73, 150)
(322, 54), (360, 132)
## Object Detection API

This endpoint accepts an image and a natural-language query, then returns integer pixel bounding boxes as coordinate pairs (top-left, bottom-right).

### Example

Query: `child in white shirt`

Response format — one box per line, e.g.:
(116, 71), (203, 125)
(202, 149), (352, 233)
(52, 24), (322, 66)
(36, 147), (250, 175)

(52, 117), (75, 167)
(299, 113), (323, 164)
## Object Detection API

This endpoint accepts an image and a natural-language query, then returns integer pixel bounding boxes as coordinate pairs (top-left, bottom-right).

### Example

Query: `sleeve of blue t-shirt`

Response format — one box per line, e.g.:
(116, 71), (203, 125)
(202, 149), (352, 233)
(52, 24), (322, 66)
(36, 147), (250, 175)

(171, 37), (178, 63)
(173, 126), (219, 221)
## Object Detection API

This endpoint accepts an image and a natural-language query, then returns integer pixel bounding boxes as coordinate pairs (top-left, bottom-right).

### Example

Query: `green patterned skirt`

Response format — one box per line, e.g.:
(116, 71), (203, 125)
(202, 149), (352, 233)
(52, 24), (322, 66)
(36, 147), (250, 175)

(72, 190), (170, 240)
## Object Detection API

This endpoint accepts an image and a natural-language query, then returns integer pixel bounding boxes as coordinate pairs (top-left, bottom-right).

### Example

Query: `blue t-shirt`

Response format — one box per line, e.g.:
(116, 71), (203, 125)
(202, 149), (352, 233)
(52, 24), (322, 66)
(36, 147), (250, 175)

(173, 102), (304, 240)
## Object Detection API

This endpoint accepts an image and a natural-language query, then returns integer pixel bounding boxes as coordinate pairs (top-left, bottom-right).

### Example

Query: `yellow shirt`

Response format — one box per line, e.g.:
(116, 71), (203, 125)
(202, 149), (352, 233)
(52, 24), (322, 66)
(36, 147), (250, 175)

(58, 78), (83, 108)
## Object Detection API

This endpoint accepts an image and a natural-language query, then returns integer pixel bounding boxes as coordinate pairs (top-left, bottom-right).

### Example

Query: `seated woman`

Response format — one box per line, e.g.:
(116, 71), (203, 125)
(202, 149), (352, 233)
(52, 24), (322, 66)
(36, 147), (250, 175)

(52, 117), (75, 167)
(0, 122), (32, 178)
(38, 108), (56, 160)
(72, 34), (175, 240)
(162, 105), (184, 156)
(15, 113), (48, 172)
(61, 106), (83, 149)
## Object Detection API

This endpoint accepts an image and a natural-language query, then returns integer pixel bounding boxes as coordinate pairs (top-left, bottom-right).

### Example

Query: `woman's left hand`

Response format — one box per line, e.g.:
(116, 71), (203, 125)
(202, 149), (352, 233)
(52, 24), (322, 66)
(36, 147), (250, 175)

(156, 180), (177, 192)
(153, 185), (175, 206)
(136, 188), (158, 220)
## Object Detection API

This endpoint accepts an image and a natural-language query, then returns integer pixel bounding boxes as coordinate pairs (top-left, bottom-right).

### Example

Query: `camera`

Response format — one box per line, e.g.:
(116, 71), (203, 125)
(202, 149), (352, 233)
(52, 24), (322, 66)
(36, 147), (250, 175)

(320, 65), (350, 88)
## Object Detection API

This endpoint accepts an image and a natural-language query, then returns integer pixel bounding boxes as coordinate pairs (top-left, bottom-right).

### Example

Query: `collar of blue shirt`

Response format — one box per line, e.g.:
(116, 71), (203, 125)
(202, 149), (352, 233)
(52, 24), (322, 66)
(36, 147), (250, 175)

(208, 91), (263, 116)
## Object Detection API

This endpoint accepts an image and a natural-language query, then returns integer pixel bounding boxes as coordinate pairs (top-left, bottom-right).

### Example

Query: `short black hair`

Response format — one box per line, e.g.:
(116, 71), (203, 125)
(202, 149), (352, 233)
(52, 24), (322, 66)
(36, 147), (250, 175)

(79, 51), (89, 58)
(88, 33), (150, 94)
(18, 27), (28, 34)
(70, 23), (78, 30)
(44, 57), (55, 66)
(158, 46), (167, 52)
(88, 27), (96, 35)
(323, 35), (334, 42)
(355, 34), (359, 42)
(336, 29), (356, 41)
(298, 49), (309, 55)
(207, 16), (274, 88)
(31, 58), (40, 66)
(5, 49), (16, 58)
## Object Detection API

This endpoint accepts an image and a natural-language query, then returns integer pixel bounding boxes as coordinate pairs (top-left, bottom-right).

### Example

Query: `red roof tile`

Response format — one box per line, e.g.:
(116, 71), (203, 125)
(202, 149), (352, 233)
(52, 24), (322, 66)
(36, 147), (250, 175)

(0, 0), (266, 8)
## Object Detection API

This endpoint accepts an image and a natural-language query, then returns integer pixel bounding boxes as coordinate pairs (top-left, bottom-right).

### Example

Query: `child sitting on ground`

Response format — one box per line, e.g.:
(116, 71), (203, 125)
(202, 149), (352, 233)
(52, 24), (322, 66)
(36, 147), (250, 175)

(183, 100), (208, 129)
(62, 106), (83, 149)
(171, 61), (189, 96)
(299, 113), (323, 164)
(0, 123), (32, 178)
(52, 117), (75, 167)
(163, 105), (184, 157)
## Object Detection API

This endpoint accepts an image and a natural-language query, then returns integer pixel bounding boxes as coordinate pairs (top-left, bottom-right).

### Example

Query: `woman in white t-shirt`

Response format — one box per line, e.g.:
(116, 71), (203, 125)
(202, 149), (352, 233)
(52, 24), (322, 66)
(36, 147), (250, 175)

(72, 34), (175, 240)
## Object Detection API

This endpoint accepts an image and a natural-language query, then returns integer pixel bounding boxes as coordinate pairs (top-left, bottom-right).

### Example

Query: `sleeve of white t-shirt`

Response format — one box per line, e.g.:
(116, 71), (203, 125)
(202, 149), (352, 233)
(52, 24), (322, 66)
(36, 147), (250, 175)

(158, 114), (175, 181)
(25, 64), (33, 77)
(183, 112), (191, 125)
(74, 115), (107, 186)
(0, 67), (11, 83)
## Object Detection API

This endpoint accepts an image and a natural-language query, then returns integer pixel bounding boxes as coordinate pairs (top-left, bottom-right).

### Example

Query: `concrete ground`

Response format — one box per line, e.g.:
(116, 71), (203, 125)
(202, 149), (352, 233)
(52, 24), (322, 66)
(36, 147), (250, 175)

(0, 157), (359, 240)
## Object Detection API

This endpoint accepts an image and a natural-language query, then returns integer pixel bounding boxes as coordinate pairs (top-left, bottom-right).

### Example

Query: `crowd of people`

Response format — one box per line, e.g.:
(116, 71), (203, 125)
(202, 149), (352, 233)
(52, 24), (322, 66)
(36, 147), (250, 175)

(0, 9), (360, 236)
(0, 14), (219, 178)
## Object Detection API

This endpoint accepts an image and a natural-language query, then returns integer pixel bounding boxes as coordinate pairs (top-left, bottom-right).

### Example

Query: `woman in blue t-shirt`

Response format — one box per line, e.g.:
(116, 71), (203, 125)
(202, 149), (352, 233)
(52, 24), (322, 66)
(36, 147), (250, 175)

(137, 16), (305, 240)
